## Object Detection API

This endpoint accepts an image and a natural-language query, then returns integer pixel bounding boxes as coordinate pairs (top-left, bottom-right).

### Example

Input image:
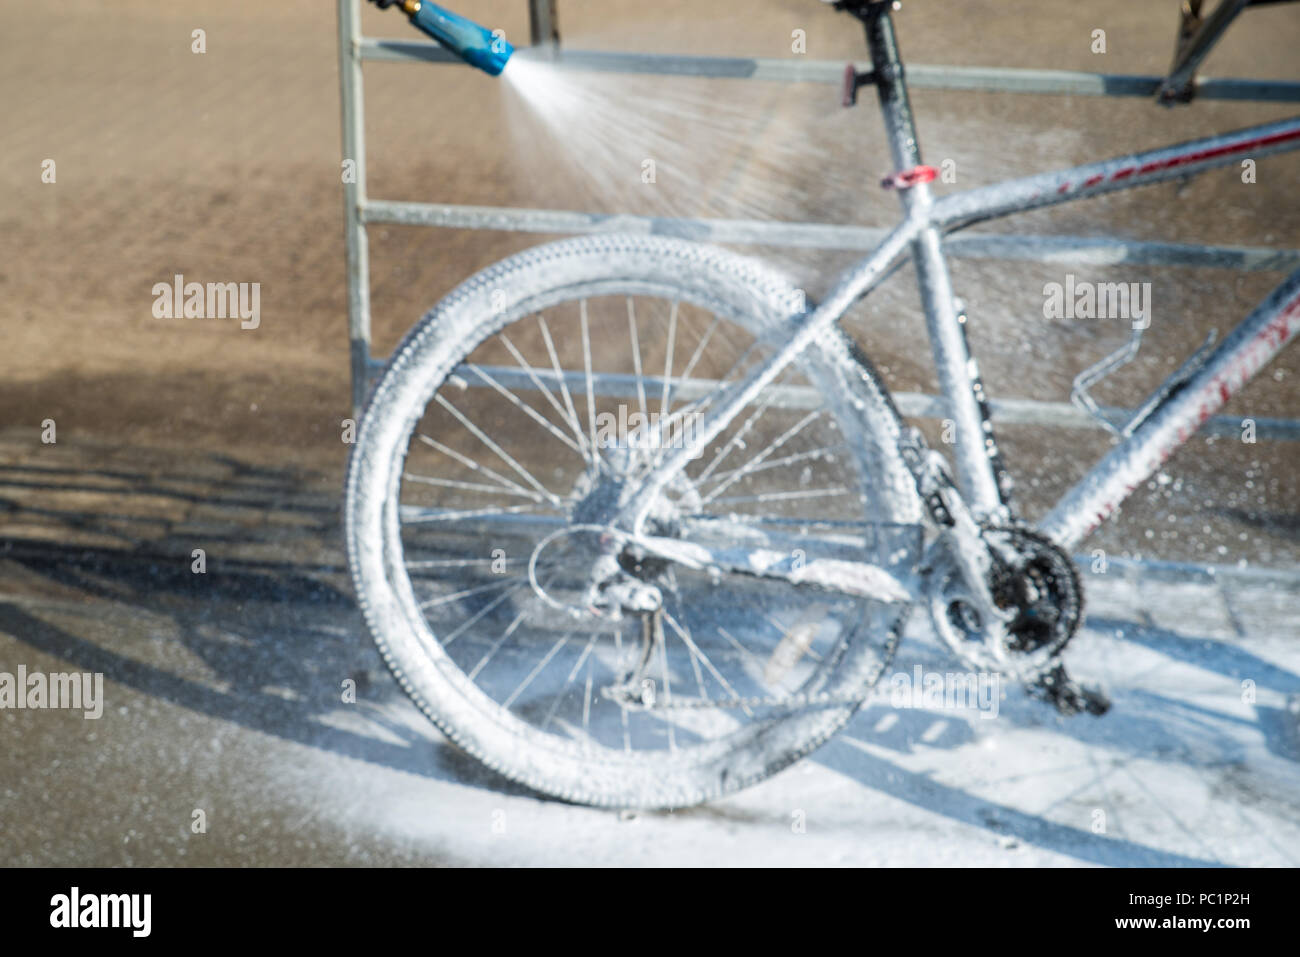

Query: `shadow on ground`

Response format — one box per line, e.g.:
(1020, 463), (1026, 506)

(3, 443), (1297, 865)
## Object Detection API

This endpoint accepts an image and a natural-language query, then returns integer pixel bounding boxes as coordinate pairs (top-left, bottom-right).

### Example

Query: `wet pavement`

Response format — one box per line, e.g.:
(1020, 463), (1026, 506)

(2, 0), (1299, 865)
(2, 433), (1298, 866)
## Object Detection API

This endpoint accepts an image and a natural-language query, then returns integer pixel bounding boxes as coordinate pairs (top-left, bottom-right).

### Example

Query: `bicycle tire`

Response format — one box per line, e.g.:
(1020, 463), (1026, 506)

(344, 234), (923, 808)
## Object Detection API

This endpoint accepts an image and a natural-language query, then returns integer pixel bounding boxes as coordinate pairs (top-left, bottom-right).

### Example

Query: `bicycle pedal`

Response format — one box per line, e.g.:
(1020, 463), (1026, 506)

(1026, 662), (1110, 717)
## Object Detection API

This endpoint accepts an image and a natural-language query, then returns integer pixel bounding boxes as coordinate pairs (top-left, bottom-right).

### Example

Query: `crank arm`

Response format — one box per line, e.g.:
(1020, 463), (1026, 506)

(899, 428), (1015, 628)
(630, 534), (915, 604)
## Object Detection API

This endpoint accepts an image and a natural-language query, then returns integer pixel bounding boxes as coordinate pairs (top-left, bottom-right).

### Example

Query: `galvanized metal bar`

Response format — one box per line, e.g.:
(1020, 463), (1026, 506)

(355, 39), (1300, 102)
(338, 0), (372, 417)
(362, 39), (462, 64)
(526, 0), (559, 56)
(457, 363), (1300, 441)
(1077, 551), (1300, 588)
(363, 198), (892, 246)
(361, 199), (1300, 271)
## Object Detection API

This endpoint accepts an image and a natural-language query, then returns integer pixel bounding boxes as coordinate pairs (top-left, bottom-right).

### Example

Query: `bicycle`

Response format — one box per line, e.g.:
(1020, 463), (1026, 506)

(344, 0), (1300, 808)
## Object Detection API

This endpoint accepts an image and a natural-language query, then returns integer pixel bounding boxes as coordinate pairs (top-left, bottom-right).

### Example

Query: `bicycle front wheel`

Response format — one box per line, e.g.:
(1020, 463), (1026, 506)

(345, 235), (921, 808)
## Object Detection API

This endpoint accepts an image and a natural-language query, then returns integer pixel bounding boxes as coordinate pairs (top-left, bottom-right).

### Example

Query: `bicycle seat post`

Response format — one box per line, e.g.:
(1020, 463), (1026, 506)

(844, 1), (1013, 521)
(849, 3), (927, 210)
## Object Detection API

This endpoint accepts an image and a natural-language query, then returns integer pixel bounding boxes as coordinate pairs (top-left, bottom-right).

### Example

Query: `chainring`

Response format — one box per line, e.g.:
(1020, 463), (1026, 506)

(926, 525), (1083, 679)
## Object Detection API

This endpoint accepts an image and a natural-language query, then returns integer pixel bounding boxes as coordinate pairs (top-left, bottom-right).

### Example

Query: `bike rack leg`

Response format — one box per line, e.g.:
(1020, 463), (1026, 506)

(528, 0), (560, 57)
(339, 0), (372, 419)
(340, 0), (557, 419)
(1157, 0), (1252, 104)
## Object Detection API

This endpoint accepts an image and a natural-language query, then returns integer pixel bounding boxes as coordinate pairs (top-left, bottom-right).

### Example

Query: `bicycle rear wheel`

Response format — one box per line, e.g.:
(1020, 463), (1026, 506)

(345, 235), (921, 808)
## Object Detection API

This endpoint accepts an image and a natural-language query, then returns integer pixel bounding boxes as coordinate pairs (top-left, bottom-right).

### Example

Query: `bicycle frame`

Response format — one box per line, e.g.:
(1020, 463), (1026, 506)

(622, 5), (1300, 553)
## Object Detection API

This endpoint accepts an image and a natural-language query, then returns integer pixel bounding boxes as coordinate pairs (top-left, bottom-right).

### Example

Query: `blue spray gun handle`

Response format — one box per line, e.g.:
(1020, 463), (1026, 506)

(380, 0), (514, 76)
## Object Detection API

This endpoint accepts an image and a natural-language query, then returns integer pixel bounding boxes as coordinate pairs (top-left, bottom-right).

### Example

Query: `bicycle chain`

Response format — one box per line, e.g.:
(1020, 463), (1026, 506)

(609, 527), (1081, 713)
(600, 425), (1078, 713)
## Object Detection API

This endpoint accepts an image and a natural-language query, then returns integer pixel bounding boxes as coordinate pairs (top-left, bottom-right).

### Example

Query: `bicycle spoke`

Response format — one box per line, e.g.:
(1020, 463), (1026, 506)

(416, 559), (563, 613)
(433, 393), (565, 507)
(580, 299), (600, 459)
(537, 315), (602, 473)
(703, 441), (847, 488)
(660, 300), (679, 419)
(680, 336), (763, 421)
(676, 314), (720, 387)
(582, 656), (595, 748)
(406, 556), (525, 569)
(670, 610), (710, 704)
(498, 329), (593, 461)
(441, 586), (522, 648)
(664, 609), (753, 717)
(628, 297), (649, 423)
(613, 628), (632, 753)
(416, 433), (543, 502)
(540, 632), (600, 734)
(699, 409), (828, 504)
(502, 630), (574, 709)
(403, 471), (541, 500)
(419, 577), (522, 611)
(463, 362), (585, 457)
(401, 502), (553, 525)
(640, 313), (729, 437)
(695, 387), (782, 483)
(657, 627), (678, 752)
(466, 609), (528, 682)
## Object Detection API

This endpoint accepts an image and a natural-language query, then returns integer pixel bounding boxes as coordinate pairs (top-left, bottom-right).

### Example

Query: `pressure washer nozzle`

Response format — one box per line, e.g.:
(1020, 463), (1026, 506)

(397, 0), (514, 76)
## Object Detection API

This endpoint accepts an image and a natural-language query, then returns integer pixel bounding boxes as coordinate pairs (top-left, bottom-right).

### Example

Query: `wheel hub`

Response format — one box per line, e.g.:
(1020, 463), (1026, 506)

(528, 446), (705, 620)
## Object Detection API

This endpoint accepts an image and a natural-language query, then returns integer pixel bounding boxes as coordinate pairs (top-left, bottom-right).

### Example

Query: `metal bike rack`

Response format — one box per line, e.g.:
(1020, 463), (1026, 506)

(337, 0), (1300, 442)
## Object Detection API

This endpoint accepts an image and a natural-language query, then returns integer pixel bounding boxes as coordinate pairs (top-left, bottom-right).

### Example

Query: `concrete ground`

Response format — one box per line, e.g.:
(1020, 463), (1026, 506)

(1, 1), (1298, 865)
(1, 430), (1298, 866)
